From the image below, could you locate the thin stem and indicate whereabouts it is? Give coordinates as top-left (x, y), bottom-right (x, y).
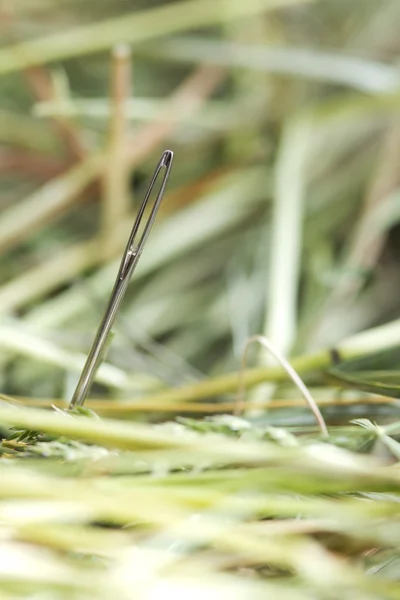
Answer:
top-left (13, 393), bottom-right (395, 416)
top-left (102, 44), bottom-right (132, 257)
top-left (236, 335), bottom-right (328, 437)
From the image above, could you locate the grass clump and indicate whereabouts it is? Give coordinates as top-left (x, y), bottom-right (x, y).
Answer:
top-left (1, 405), bottom-right (400, 599)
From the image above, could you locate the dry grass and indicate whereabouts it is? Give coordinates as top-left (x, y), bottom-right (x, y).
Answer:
top-left (1, 1), bottom-right (400, 598)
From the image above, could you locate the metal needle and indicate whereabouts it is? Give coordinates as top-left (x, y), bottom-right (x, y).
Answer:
top-left (69, 149), bottom-right (174, 409)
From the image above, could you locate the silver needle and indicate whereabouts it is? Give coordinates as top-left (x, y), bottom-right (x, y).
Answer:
top-left (69, 149), bottom-right (174, 409)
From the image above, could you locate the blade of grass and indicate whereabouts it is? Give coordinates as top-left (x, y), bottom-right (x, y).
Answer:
top-left (12, 392), bottom-right (397, 417)
top-left (141, 35), bottom-right (400, 93)
top-left (0, 0), bottom-right (317, 75)
top-left (34, 97), bottom-right (240, 131)
top-left (249, 116), bottom-right (310, 409)
top-left (236, 335), bottom-right (328, 437)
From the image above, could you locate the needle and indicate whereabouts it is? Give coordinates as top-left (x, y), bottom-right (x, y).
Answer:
top-left (69, 149), bottom-right (174, 409)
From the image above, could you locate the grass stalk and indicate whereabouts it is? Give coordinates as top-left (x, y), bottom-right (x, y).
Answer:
top-left (236, 335), bottom-right (328, 436)
top-left (11, 392), bottom-right (397, 416)
top-left (101, 45), bottom-right (132, 258)
top-left (0, 0), bottom-right (315, 75)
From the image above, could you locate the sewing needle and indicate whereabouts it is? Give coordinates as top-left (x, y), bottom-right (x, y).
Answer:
top-left (69, 149), bottom-right (173, 409)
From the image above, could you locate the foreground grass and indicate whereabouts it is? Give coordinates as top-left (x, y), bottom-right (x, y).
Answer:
top-left (0, 404), bottom-right (400, 599)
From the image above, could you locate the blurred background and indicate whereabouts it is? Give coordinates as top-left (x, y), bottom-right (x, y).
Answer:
top-left (1, 0), bottom-right (400, 405)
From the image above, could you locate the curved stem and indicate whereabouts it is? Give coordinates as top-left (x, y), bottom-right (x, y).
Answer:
top-left (236, 335), bottom-right (328, 438)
